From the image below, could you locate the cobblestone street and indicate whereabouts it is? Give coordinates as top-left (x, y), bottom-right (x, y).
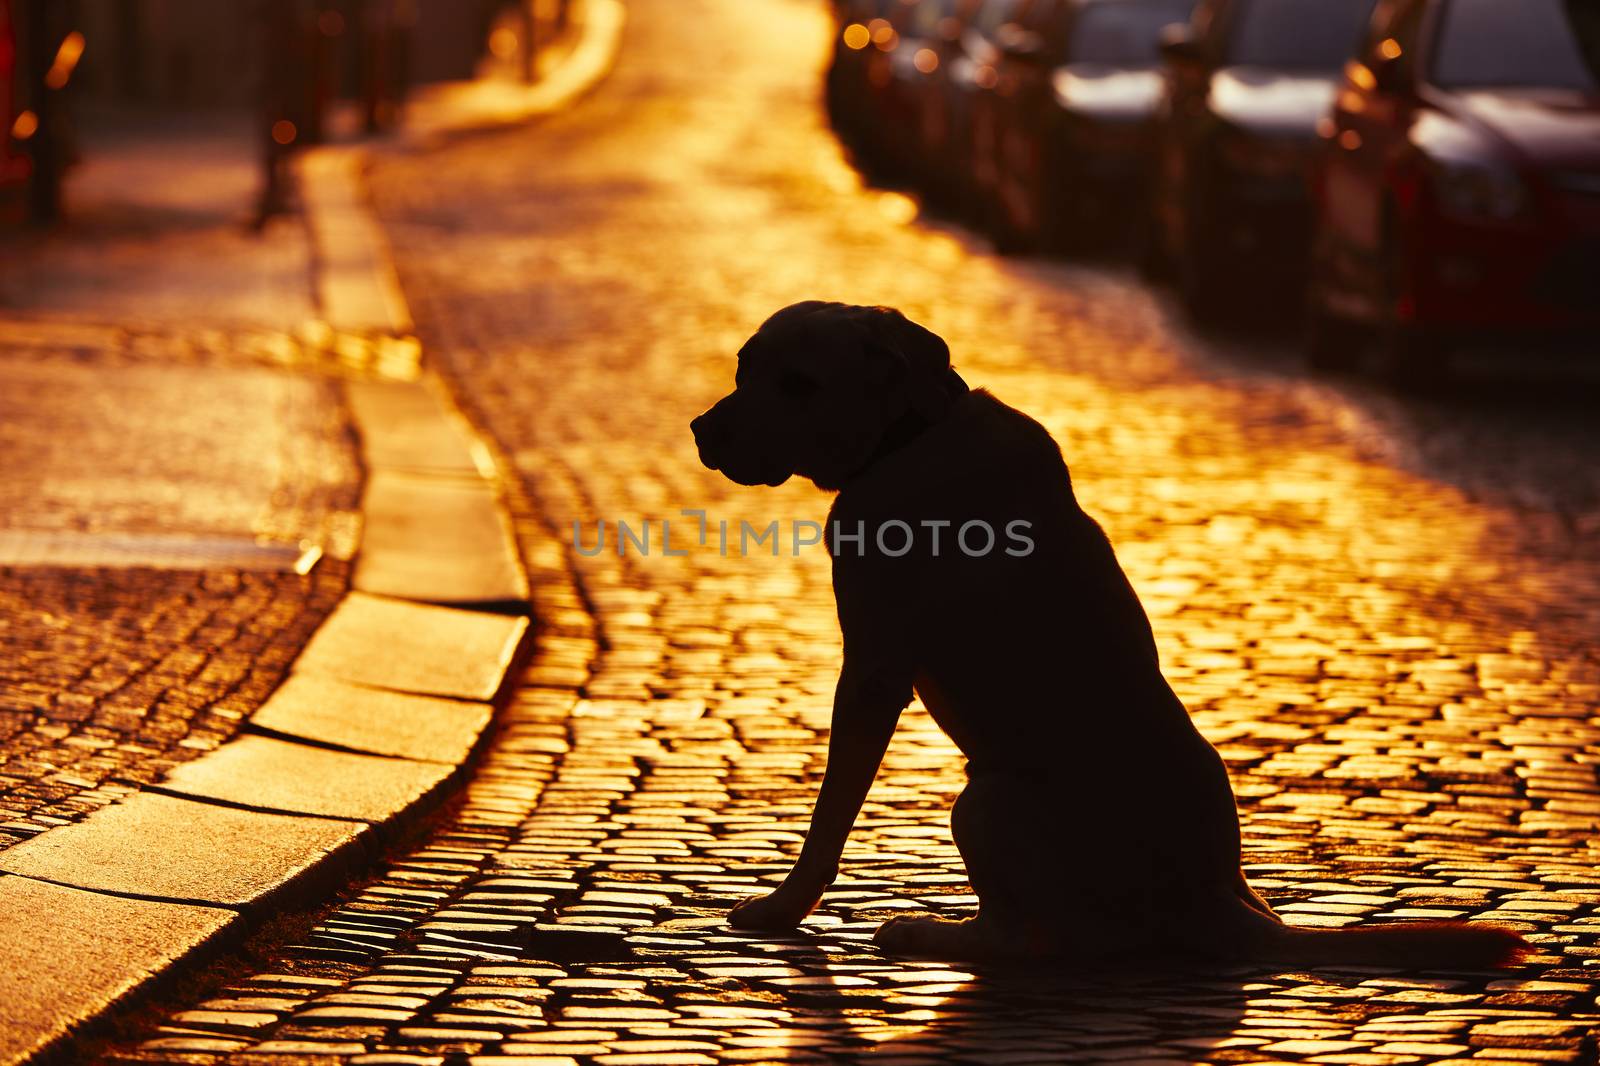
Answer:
top-left (108, 0), bottom-right (1600, 1062)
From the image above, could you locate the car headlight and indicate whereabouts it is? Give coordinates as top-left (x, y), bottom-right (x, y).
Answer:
top-left (1430, 159), bottom-right (1530, 222)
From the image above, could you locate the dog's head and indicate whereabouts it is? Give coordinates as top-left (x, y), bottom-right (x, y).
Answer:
top-left (691, 302), bottom-right (963, 490)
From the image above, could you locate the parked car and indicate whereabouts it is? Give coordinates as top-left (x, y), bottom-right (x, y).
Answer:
top-left (982, 0), bottom-right (1195, 250)
top-left (1151, 0), bottom-right (1378, 320)
top-left (900, 0), bottom-right (988, 202)
top-left (952, 0), bottom-right (1028, 215)
top-left (863, 0), bottom-right (961, 179)
top-left (1308, 0), bottom-right (1600, 380)
top-left (827, 0), bottom-right (900, 143)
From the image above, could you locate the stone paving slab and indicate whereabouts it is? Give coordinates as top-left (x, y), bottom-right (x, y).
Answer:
top-left (0, 530), bottom-right (315, 572)
top-left (249, 673), bottom-right (493, 764)
top-left (354, 469), bottom-right (528, 607)
top-left (344, 378), bottom-right (486, 477)
top-left (0, 792), bottom-right (367, 910)
top-left (292, 591), bottom-right (529, 702)
top-left (158, 734), bottom-right (458, 823)
top-left (0, 355), bottom-right (359, 548)
top-left (0, 875), bottom-right (238, 1065)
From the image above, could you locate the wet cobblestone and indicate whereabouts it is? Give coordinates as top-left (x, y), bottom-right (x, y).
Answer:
top-left (111, 0), bottom-right (1599, 1060)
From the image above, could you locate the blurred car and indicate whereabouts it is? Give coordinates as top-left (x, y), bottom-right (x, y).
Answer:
top-left (982, 0), bottom-right (1195, 251)
top-left (827, 0), bottom-right (900, 143)
top-left (864, 0), bottom-right (961, 179)
top-left (953, 0), bottom-right (1028, 214)
top-left (900, 0), bottom-right (988, 201)
top-left (1308, 0), bottom-right (1600, 379)
top-left (1151, 0), bottom-right (1378, 320)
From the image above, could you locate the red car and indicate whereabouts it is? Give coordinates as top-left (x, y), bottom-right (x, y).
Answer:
top-left (1308, 0), bottom-right (1600, 380)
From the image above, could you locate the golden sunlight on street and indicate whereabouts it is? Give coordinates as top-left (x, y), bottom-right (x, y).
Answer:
top-left (3, 0), bottom-right (1595, 1061)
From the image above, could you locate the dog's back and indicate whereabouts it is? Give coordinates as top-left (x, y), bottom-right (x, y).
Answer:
top-left (830, 389), bottom-right (1208, 767)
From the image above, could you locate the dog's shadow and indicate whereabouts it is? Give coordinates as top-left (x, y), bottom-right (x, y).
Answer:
top-left (699, 916), bottom-right (1507, 1061)
top-left (833, 961), bottom-right (1262, 1062)
top-left (706, 927), bottom-right (1292, 1062)
top-left (748, 941), bottom-right (1414, 1056)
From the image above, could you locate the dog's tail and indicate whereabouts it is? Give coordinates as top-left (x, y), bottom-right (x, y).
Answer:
top-left (1213, 893), bottom-right (1528, 969)
top-left (1259, 918), bottom-right (1528, 969)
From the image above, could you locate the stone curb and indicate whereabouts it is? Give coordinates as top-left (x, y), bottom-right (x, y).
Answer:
top-left (298, 150), bottom-right (416, 338)
top-left (0, 3), bottom-right (628, 1055)
top-left (395, 0), bottom-right (628, 151)
top-left (294, 0), bottom-right (626, 343)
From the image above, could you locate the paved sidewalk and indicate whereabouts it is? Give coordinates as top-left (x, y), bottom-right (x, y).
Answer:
top-left (0, 104), bottom-right (312, 331)
top-left (106, 0), bottom-right (1599, 1062)
top-left (0, 12), bottom-right (616, 1060)
top-left (0, 106), bottom-right (362, 850)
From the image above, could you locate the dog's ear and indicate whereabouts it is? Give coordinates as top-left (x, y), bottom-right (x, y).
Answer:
top-left (849, 306), bottom-right (962, 421)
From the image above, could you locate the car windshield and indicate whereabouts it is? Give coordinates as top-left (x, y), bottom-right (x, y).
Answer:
top-left (1431, 0), bottom-right (1600, 91)
top-left (1070, 0), bottom-right (1195, 66)
top-left (1225, 0), bottom-right (1377, 71)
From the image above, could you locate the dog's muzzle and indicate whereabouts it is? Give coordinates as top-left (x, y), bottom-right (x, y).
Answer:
top-left (691, 404), bottom-right (790, 487)
top-left (690, 409), bottom-right (728, 467)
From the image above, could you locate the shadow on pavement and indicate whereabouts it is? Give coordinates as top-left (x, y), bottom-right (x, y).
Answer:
top-left (821, 961), bottom-right (1262, 1062)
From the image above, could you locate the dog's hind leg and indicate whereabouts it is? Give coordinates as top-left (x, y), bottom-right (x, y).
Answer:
top-left (873, 911), bottom-right (1039, 960)
top-left (1235, 868), bottom-right (1278, 918)
top-left (874, 772), bottom-right (1125, 961)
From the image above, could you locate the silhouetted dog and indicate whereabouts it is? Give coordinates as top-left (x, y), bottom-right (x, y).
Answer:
top-left (692, 301), bottom-right (1525, 967)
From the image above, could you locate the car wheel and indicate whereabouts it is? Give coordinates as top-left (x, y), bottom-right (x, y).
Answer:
top-left (1379, 324), bottom-right (1452, 392)
top-left (1136, 217), bottom-right (1173, 279)
top-left (1305, 308), bottom-right (1364, 372)
top-left (989, 206), bottom-right (1034, 254)
top-left (1035, 157), bottom-right (1074, 255)
top-left (990, 134), bottom-right (1042, 254)
top-left (1312, 313), bottom-right (1363, 371)
top-left (1376, 205), bottom-right (1451, 390)
top-left (1180, 242), bottom-right (1230, 326)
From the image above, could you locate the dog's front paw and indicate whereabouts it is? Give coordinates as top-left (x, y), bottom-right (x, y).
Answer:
top-left (728, 885), bottom-right (820, 931)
